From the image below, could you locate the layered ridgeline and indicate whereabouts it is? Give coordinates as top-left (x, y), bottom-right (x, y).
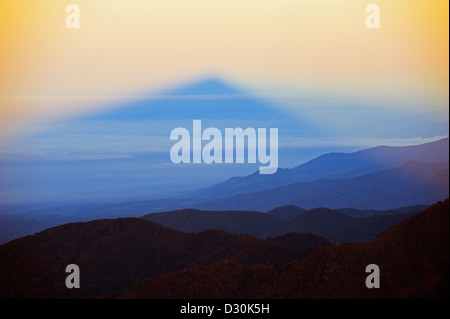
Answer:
top-left (195, 160), bottom-right (449, 211)
top-left (191, 137), bottom-right (449, 210)
top-left (120, 199), bottom-right (450, 299)
top-left (1, 138), bottom-right (448, 245)
top-left (142, 205), bottom-right (424, 243)
top-left (193, 137), bottom-right (449, 200)
top-left (0, 203), bottom-right (424, 246)
top-left (0, 200), bottom-right (447, 298)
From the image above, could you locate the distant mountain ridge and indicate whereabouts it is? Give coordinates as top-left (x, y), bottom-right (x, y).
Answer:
top-left (293, 137), bottom-right (449, 176)
top-left (195, 160), bottom-right (449, 211)
top-left (194, 138), bottom-right (449, 201)
top-left (1, 138), bottom-right (447, 244)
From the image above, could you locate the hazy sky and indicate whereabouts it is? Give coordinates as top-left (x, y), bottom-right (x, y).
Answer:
top-left (1, 0), bottom-right (448, 137)
top-left (0, 0), bottom-right (448, 204)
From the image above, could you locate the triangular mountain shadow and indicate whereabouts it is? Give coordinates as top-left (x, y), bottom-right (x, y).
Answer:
top-left (160, 77), bottom-right (244, 96)
top-left (82, 77), bottom-right (324, 135)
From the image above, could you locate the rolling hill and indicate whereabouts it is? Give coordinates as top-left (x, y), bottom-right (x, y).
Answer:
top-left (142, 205), bottom-right (421, 243)
top-left (266, 205), bottom-right (307, 221)
top-left (117, 199), bottom-right (449, 299)
top-left (0, 218), bottom-right (329, 298)
top-left (141, 209), bottom-right (285, 238)
top-left (1, 199), bottom-right (446, 298)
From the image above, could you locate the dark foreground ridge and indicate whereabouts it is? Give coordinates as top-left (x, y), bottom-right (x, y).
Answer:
top-left (121, 199), bottom-right (449, 298)
top-left (0, 199), bottom-right (447, 298)
top-left (0, 217), bottom-right (328, 298)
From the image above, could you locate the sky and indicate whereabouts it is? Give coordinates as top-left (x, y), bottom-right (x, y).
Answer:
top-left (0, 0), bottom-right (448, 204)
top-left (1, 0), bottom-right (448, 135)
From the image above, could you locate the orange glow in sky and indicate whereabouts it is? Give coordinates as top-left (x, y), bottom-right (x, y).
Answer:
top-left (1, 0), bottom-right (448, 136)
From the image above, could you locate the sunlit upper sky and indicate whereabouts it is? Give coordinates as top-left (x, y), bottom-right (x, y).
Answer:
top-left (0, 0), bottom-right (448, 136)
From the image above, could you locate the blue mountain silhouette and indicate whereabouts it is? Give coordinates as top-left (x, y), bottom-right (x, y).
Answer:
top-left (194, 137), bottom-right (449, 200)
top-left (195, 160), bottom-right (449, 211)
